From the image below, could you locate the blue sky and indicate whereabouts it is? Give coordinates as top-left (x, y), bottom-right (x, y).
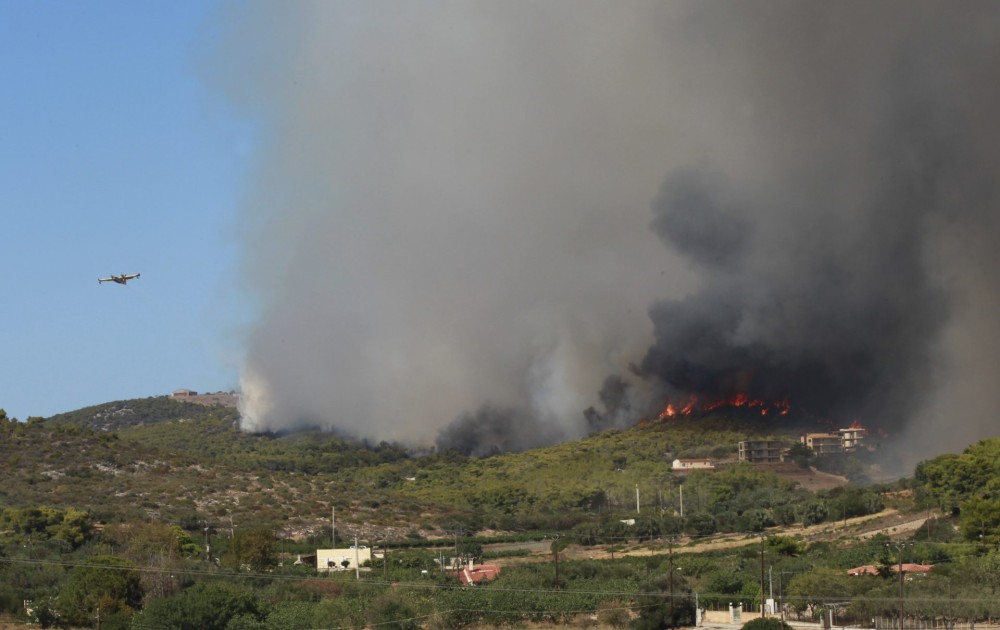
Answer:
top-left (1, 1), bottom-right (248, 419)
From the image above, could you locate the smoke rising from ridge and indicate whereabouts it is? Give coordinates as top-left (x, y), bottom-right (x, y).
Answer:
top-left (210, 2), bottom-right (1000, 462)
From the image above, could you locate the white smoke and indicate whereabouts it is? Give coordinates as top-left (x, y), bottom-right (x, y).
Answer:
top-left (209, 2), bottom-right (695, 443)
top-left (208, 1), bottom-right (1000, 463)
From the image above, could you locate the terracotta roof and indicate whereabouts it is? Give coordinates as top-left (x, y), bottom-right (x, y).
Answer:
top-left (454, 563), bottom-right (501, 585)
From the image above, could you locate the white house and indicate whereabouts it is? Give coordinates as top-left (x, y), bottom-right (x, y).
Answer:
top-left (671, 458), bottom-right (715, 473)
top-left (316, 547), bottom-right (371, 572)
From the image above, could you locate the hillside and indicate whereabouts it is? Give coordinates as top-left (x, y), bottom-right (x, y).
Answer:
top-left (6, 400), bottom-right (997, 629)
top-left (46, 395), bottom-right (233, 432)
top-left (0, 398), bottom-right (878, 543)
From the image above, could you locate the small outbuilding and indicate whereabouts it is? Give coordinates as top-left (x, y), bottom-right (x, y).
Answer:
top-left (316, 547), bottom-right (371, 572)
top-left (671, 458), bottom-right (715, 473)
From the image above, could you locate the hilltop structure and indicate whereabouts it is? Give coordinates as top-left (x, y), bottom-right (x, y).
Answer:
top-left (171, 389), bottom-right (239, 408)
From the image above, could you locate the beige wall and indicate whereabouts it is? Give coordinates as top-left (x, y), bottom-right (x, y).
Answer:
top-left (316, 547), bottom-right (371, 571)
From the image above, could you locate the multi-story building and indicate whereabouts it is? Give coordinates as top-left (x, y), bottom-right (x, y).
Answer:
top-left (802, 433), bottom-right (844, 455)
top-left (803, 422), bottom-right (868, 454)
top-left (738, 440), bottom-right (784, 463)
top-left (839, 421), bottom-right (867, 452)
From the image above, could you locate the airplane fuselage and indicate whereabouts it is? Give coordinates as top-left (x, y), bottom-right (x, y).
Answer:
top-left (98, 273), bottom-right (140, 285)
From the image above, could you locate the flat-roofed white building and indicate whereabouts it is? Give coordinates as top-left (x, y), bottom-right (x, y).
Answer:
top-left (316, 547), bottom-right (371, 572)
top-left (671, 458), bottom-right (715, 473)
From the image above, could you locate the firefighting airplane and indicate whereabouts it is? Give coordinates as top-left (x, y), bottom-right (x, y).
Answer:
top-left (98, 273), bottom-right (140, 285)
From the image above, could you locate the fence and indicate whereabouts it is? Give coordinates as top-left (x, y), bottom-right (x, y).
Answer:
top-left (700, 606), bottom-right (1000, 630)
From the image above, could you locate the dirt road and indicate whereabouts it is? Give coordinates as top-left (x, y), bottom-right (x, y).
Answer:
top-left (492, 508), bottom-right (935, 565)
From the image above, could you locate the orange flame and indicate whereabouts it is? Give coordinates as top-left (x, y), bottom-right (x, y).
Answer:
top-left (656, 393), bottom-right (792, 420)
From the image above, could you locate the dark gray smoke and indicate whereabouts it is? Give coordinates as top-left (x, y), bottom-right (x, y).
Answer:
top-left (436, 405), bottom-right (565, 458)
top-left (583, 375), bottom-right (635, 433)
top-left (641, 157), bottom-right (952, 427)
top-left (208, 2), bottom-right (1000, 462)
top-left (634, 3), bottom-right (1000, 454)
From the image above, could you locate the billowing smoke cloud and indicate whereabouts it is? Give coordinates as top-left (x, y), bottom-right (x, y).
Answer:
top-left (436, 404), bottom-right (564, 458)
top-left (210, 2), bottom-right (688, 447)
top-left (209, 2), bottom-right (1000, 462)
top-left (631, 3), bottom-right (1000, 466)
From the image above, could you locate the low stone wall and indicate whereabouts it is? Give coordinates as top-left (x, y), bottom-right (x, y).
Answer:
top-left (702, 608), bottom-right (770, 626)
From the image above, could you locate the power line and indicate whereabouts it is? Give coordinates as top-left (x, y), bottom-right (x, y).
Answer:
top-left (5, 555), bottom-right (1000, 606)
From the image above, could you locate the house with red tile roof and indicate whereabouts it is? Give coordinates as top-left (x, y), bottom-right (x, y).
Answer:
top-left (452, 562), bottom-right (501, 586)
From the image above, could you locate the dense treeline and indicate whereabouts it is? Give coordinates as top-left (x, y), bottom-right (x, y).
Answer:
top-left (915, 438), bottom-right (1000, 543)
top-left (6, 511), bottom-right (1000, 629)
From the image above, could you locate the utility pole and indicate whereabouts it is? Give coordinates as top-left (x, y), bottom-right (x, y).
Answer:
top-left (668, 536), bottom-right (675, 629)
top-left (769, 565), bottom-right (773, 602)
top-left (886, 541), bottom-right (913, 630)
top-left (203, 523), bottom-right (211, 562)
top-left (778, 571), bottom-right (784, 621)
top-left (332, 507), bottom-right (336, 547)
top-left (778, 571), bottom-right (795, 622)
top-left (354, 535), bottom-right (360, 580)
top-left (679, 485), bottom-right (684, 517)
top-left (552, 535), bottom-right (561, 588)
top-left (759, 537), bottom-right (766, 617)
top-left (636, 484), bottom-right (641, 514)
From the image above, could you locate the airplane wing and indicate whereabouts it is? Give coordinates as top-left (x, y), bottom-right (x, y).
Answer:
top-left (98, 273), bottom-right (139, 284)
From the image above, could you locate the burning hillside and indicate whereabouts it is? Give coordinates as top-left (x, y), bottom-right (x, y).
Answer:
top-left (657, 394), bottom-right (790, 421)
top-left (218, 2), bottom-right (1000, 464)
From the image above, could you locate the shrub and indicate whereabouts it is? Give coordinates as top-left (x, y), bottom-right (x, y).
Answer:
top-left (742, 618), bottom-right (794, 630)
top-left (596, 599), bottom-right (632, 628)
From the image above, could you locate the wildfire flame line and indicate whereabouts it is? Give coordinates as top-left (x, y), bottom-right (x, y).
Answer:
top-left (656, 393), bottom-right (790, 421)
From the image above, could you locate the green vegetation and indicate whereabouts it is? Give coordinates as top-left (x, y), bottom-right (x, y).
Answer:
top-left (915, 438), bottom-right (1000, 543)
top-left (0, 400), bottom-right (869, 539)
top-left (46, 396), bottom-right (227, 432)
top-left (742, 619), bottom-right (794, 630)
top-left (0, 400), bottom-right (998, 627)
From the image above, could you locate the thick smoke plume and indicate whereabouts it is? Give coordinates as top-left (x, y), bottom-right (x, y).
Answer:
top-left (631, 3), bottom-right (1000, 465)
top-left (436, 405), bottom-right (564, 458)
top-left (210, 2), bottom-right (1000, 463)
